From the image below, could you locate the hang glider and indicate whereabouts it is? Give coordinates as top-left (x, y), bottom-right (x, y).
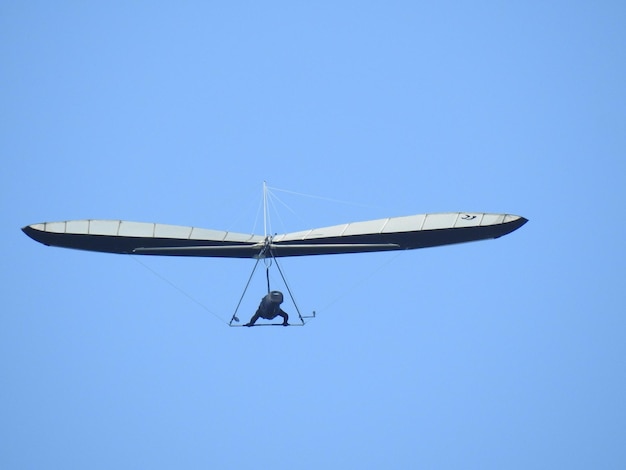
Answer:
top-left (22, 212), bottom-right (527, 259)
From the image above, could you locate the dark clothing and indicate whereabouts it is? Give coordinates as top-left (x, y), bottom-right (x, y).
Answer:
top-left (246, 292), bottom-right (289, 326)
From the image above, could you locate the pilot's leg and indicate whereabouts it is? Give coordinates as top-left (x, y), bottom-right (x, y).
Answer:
top-left (277, 309), bottom-right (289, 326)
top-left (245, 310), bottom-right (262, 327)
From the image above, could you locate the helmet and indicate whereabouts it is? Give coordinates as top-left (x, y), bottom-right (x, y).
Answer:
top-left (269, 290), bottom-right (284, 304)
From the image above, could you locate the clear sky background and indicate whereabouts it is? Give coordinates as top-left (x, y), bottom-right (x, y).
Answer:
top-left (2, 2), bottom-right (625, 469)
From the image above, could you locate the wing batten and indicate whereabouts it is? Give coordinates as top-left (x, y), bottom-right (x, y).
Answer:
top-left (22, 212), bottom-right (527, 258)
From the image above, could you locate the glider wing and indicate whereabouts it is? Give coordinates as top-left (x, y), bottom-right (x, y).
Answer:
top-left (21, 220), bottom-right (265, 258)
top-left (22, 212), bottom-right (527, 258)
top-left (268, 212), bottom-right (527, 256)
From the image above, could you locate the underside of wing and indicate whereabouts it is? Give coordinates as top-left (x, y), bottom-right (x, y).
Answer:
top-left (21, 220), bottom-right (265, 258)
top-left (22, 212), bottom-right (527, 258)
top-left (268, 212), bottom-right (528, 257)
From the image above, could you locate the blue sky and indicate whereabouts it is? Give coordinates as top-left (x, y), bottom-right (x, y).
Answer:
top-left (2, 1), bottom-right (625, 468)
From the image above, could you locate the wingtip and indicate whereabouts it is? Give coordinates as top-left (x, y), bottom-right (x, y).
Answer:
top-left (22, 224), bottom-right (48, 245)
top-left (491, 214), bottom-right (527, 239)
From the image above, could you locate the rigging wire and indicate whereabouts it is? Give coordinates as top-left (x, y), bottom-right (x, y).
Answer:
top-left (129, 255), bottom-right (229, 325)
top-left (128, 182), bottom-right (399, 327)
top-left (265, 190), bottom-right (290, 235)
top-left (251, 192), bottom-right (264, 237)
top-left (262, 182), bottom-right (403, 318)
top-left (266, 184), bottom-right (381, 209)
top-left (270, 254), bottom-right (307, 324)
top-left (230, 257), bottom-right (263, 325)
top-left (263, 181), bottom-right (269, 237)
top-left (263, 184), bottom-right (382, 237)
top-left (266, 187), bottom-right (300, 221)
top-left (316, 250), bottom-right (406, 314)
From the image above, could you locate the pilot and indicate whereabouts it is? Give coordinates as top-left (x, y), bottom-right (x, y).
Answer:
top-left (245, 290), bottom-right (289, 326)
